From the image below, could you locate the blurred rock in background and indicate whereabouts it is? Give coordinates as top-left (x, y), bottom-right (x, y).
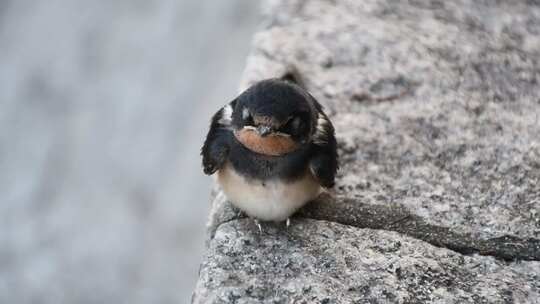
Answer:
top-left (0, 1), bottom-right (259, 303)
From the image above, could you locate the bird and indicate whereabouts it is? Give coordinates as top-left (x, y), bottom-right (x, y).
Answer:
top-left (201, 78), bottom-right (338, 231)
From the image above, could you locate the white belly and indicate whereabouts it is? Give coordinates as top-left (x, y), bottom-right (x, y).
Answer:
top-left (217, 164), bottom-right (321, 221)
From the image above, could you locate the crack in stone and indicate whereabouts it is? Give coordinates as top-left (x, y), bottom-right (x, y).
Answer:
top-left (298, 194), bottom-right (540, 261)
top-left (209, 193), bottom-right (540, 261)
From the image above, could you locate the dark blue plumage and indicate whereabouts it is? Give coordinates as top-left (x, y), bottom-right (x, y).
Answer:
top-left (201, 78), bottom-right (338, 222)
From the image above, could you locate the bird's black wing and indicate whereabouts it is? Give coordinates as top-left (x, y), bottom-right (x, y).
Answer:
top-left (309, 99), bottom-right (338, 188)
top-left (201, 100), bottom-right (236, 175)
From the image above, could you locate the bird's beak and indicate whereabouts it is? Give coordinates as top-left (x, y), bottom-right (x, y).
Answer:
top-left (256, 125), bottom-right (272, 137)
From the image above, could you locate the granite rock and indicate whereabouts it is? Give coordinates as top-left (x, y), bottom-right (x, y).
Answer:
top-left (194, 219), bottom-right (539, 304)
top-left (194, 0), bottom-right (540, 302)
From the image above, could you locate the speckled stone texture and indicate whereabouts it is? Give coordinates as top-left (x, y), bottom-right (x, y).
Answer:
top-left (195, 220), bottom-right (539, 303)
top-left (193, 0), bottom-right (540, 302)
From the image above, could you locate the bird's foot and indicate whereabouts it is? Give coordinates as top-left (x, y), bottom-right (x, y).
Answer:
top-left (236, 209), bottom-right (245, 219)
top-left (285, 218), bottom-right (291, 229)
top-left (253, 218), bottom-right (263, 234)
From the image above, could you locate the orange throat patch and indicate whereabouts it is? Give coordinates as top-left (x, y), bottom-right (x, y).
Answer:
top-left (234, 129), bottom-right (299, 156)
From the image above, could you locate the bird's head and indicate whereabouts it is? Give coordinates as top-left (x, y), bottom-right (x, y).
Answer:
top-left (231, 79), bottom-right (316, 156)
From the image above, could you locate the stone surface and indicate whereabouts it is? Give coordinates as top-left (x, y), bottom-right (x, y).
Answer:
top-left (208, 193), bottom-right (540, 261)
top-left (241, 0), bottom-right (540, 240)
top-left (194, 0), bottom-right (540, 303)
top-left (194, 219), bottom-right (540, 304)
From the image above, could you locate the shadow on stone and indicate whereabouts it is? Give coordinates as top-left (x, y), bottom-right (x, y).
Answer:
top-left (208, 193), bottom-right (540, 261)
top-left (298, 194), bottom-right (540, 261)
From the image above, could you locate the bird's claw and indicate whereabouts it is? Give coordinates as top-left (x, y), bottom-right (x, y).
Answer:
top-left (286, 218), bottom-right (291, 228)
top-left (253, 219), bottom-right (263, 234)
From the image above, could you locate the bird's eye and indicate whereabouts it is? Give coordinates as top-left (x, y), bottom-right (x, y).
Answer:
top-left (279, 117), bottom-right (301, 134)
top-left (242, 108), bottom-right (254, 126)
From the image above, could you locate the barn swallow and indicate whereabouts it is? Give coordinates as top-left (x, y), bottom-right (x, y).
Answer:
top-left (201, 78), bottom-right (338, 230)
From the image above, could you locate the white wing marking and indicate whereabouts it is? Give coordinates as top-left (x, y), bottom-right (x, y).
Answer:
top-left (217, 104), bottom-right (233, 125)
top-left (313, 112), bottom-right (329, 145)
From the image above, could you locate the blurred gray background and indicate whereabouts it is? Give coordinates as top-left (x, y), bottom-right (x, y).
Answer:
top-left (0, 1), bottom-right (260, 303)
